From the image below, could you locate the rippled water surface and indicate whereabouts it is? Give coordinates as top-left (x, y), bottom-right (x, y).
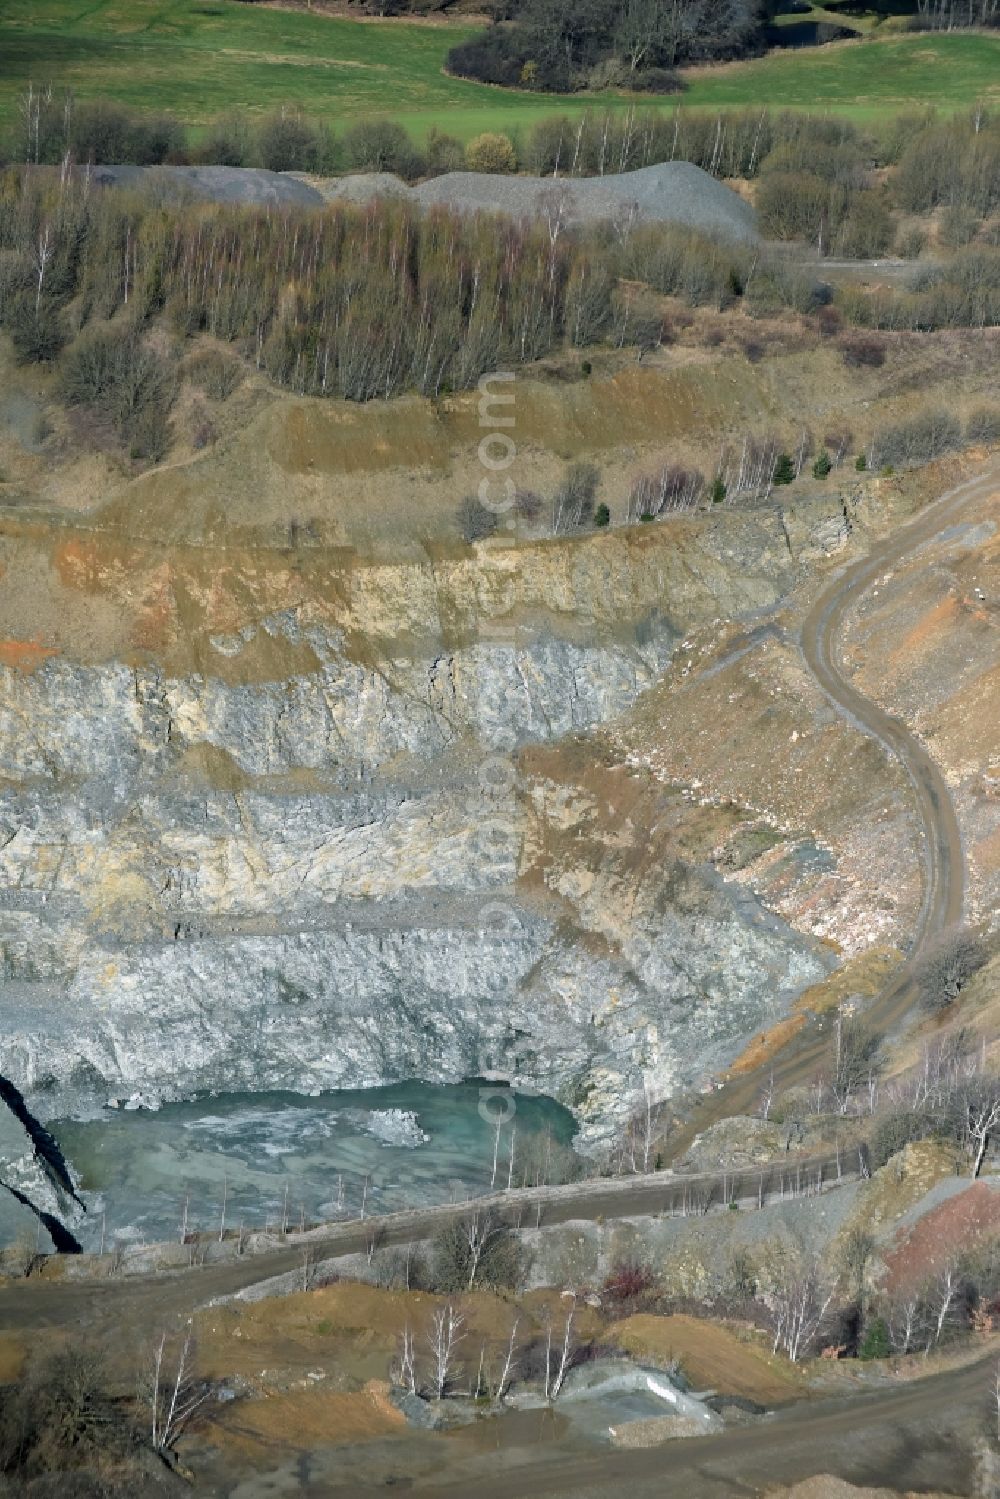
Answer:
top-left (51, 1080), bottom-right (576, 1251)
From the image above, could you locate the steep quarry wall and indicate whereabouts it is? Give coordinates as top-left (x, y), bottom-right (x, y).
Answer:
top-left (0, 490), bottom-right (862, 1209)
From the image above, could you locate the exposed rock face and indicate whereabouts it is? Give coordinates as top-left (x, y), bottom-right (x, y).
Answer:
top-left (0, 1076), bottom-right (84, 1249)
top-left (0, 492), bottom-right (859, 1237)
top-left (0, 622), bottom-right (826, 1139)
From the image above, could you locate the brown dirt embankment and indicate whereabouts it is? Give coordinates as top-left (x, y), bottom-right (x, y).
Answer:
top-left (608, 1312), bottom-right (804, 1405)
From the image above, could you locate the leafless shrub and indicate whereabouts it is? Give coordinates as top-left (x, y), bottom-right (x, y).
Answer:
top-left (724, 1246), bottom-right (759, 1306)
top-left (365, 1222), bottom-right (386, 1268)
top-left (300, 1243), bottom-right (318, 1291)
top-left (186, 1234), bottom-right (209, 1268)
top-left (868, 408), bottom-right (962, 471)
top-left (966, 407), bottom-right (1000, 445)
top-left (916, 929), bottom-right (990, 1015)
top-left (2, 1225), bottom-right (40, 1279)
top-left (823, 428), bottom-right (853, 465)
top-left (458, 493), bottom-right (499, 543)
top-left (832, 1018), bottom-right (885, 1115)
top-left (552, 461), bottom-right (600, 533)
top-left (602, 1258), bottom-right (659, 1307)
top-left (184, 347), bottom-right (242, 401)
top-left (0, 1342), bottom-right (135, 1477)
top-left (513, 488), bottom-right (543, 522)
top-left (433, 1207), bottom-right (521, 1292)
top-left (840, 333), bottom-right (886, 368)
top-left (815, 304), bottom-right (842, 338)
top-left (59, 321), bottom-right (176, 462)
top-left (626, 461), bottom-right (704, 522)
top-left (190, 398), bottom-right (216, 451)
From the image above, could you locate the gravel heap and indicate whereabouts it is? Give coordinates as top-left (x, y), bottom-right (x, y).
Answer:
top-left (411, 161), bottom-right (758, 243)
top-left (299, 170), bottom-right (412, 204)
top-left (90, 164), bottom-right (325, 206)
top-left (88, 160), bottom-right (757, 242)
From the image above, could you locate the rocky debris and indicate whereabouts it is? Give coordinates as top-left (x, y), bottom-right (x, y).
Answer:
top-left (555, 1357), bottom-right (723, 1443)
top-left (880, 1176), bottom-right (1000, 1295)
top-left (519, 1183), bottom-right (865, 1295)
top-left (676, 1115), bottom-right (843, 1172)
top-left (608, 1412), bottom-right (709, 1446)
top-left (388, 1389), bottom-right (450, 1429)
top-left (764, 1481), bottom-right (962, 1499)
top-left (89, 164), bottom-right (324, 207)
top-left (0, 1078), bottom-right (84, 1250)
top-left (355, 1108), bottom-right (429, 1147)
top-left (300, 170), bottom-right (411, 205)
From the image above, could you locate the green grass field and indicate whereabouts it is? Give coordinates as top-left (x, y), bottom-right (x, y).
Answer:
top-left (1, 0), bottom-right (997, 143)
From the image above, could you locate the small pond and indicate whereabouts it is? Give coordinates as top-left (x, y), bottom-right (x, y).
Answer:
top-left (50, 1079), bottom-right (577, 1252)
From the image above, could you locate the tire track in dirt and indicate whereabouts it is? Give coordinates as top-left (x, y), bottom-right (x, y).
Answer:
top-left (662, 459), bottom-right (998, 1154)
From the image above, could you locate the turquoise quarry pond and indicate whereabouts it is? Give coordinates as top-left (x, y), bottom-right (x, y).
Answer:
top-left (51, 1081), bottom-right (577, 1252)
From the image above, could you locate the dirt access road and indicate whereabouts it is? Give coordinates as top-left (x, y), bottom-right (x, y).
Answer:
top-left (660, 458), bottom-right (999, 1154)
top-left (346, 1347), bottom-right (994, 1498)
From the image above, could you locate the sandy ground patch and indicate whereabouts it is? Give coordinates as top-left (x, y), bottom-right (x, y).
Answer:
top-left (765, 1479), bottom-right (962, 1499)
top-left (606, 1312), bottom-right (804, 1406)
top-left (0, 1330), bottom-right (26, 1381)
top-left (203, 1379), bottom-right (405, 1459)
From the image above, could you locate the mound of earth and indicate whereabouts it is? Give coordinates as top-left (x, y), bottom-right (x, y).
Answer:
top-left (86, 160), bottom-right (757, 241)
top-left (608, 1312), bottom-right (801, 1406)
top-left (299, 170), bottom-right (412, 204)
top-left (766, 1481), bottom-right (961, 1499)
top-left (89, 164), bottom-right (325, 206)
top-left (881, 1178), bottom-right (1000, 1295)
top-left (411, 161), bottom-right (758, 242)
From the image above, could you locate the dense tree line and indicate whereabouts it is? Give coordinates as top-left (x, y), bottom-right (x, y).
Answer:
top-left (909, 0), bottom-right (1000, 26)
top-left (9, 92), bottom-right (999, 261)
top-left (841, 246), bottom-right (1000, 330)
top-left (0, 161), bottom-right (996, 464)
top-left (0, 166), bottom-right (784, 418)
top-left (446, 0), bottom-right (775, 92)
top-left (239, 0), bottom-right (1000, 25)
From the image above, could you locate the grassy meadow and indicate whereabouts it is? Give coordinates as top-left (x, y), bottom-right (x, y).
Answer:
top-left (0, 0), bottom-right (997, 144)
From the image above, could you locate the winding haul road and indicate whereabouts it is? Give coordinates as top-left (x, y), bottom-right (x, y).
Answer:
top-left (664, 461), bottom-right (999, 1145)
top-left (803, 470), bottom-right (974, 961)
top-left (366, 1347), bottom-right (992, 1498)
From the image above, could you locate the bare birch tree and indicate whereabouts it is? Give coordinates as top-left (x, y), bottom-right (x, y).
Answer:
top-left (392, 1323), bottom-right (417, 1395)
top-left (888, 1293), bottom-right (922, 1355)
top-left (925, 1263), bottom-right (961, 1353)
top-left (964, 1078), bottom-right (1000, 1178)
top-left (427, 1303), bottom-right (465, 1400)
top-left (769, 1250), bottom-right (835, 1362)
top-left (146, 1323), bottom-right (208, 1456)
top-left (497, 1315), bottom-right (520, 1403)
top-left (547, 1299), bottom-right (578, 1400)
